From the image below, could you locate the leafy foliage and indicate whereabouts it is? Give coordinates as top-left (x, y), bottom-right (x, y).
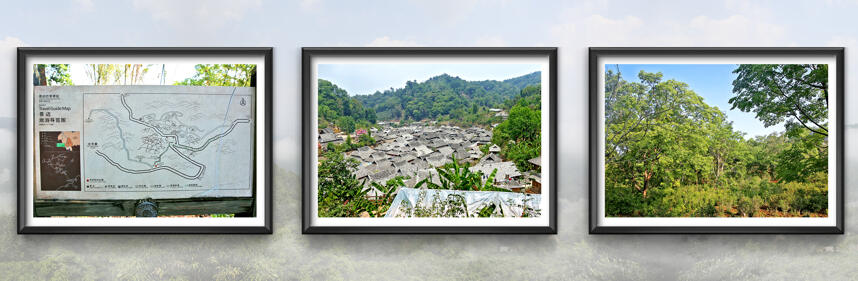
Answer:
top-left (317, 151), bottom-right (404, 217)
top-left (175, 64), bottom-right (256, 87)
top-left (415, 154), bottom-right (509, 192)
top-left (730, 64), bottom-right (829, 136)
top-left (492, 84), bottom-right (542, 171)
top-left (87, 64), bottom-right (152, 85)
top-left (605, 66), bottom-right (828, 217)
top-left (37, 64), bottom-right (74, 86)
top-left (354, 72), bottom-right (540, 125)
top-left (317, 152), bottom-right (372, 217)
top-left (318, 79), bottom-right (377, 133)
top-left (326, 132), bottom-right (376, 153)
top-left (369, 177), bottom-right (406, 216)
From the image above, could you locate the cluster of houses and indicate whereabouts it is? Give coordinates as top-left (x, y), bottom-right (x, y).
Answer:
top-left (318, 122), bottom-right (540, 199)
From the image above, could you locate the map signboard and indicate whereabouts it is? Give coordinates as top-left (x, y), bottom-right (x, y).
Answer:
top-left (34, 85), bottom-right (255, 200)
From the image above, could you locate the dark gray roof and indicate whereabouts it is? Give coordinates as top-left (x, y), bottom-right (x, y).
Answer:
top-left (470, 161), bottom-right (521, 181)
top-left (437, 146), bottom-right (454, 159)
top-left (319, 133), bottom-right (340, 143)
top-left (480, 153), bottom-right (502, 163)
top-left (369, 169), bottom-right (395, 183)
top-left (528, 156), bottom-right (541, 167)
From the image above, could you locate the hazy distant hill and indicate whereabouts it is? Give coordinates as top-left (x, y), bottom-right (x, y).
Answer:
top-left (501, 71), bottom-right (541, 90)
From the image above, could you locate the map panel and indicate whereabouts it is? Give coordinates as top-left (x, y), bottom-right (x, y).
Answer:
top-left (34, 86), bottom-right (255, 200)
top-left (38, 131), bottom-right (81, 191)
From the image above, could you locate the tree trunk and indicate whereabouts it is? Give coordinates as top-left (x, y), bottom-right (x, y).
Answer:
top-left (642, 170), bottom-right (652, 198)
top-left (37, 65), bottom-right (47, 86)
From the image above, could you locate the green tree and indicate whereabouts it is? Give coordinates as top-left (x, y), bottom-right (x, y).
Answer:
top-left (317, 79), bottom-right (376, 130)
top-left (492, 105), bottom-right (540, 144)
top-left (730, 64), bottom-right (828, 136)
top-left (337, 116), bottom-right (356, 134)
top-left (605, 70), bottom-right (730, 198)
top-left (85, 64), bottom-right (120, 85)
top-left (44, 64), bottom-right (73, 85)
top-left (354, 72), bottom-right (540, 125)
top-left (491, 85), bottom-right (543, 171)
top-left (369, 177), bottom-right (406, 216)
top-left (317, 152), bottom-right (371, 217)
top-left (176, 64), bottom-right (256, 86)
top-left (775, 129), bottom-right (827, 182)
top-left (83, 64), bottom-right (151, 85)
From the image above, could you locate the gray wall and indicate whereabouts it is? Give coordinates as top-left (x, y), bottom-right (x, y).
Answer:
top-left (1, 1), bottom-right (857, 280)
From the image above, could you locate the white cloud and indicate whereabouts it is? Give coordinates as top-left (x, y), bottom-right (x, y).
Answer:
top-left (408, 0), bottom-right (482, 26)
top-left (473, 36), bottom-right (506, 47)
top-left (0, 37), bottom-right (26, 118)
top-left (683, 15), bottom-right (785, 46)
top-left (300, 0), bottom-right (321, 10)
top-left (549, 15), bottom-right (644, 47)
top-left (74, 0), bottom-right (94, 11)
top-left (365, 36), bottom-right (423, 47)
top-left (549, 13), bottom-right (786, 47)
top-left (133, 0), bottom-right (262, 32)
top-left (827, 36), bottom-right (857, 47)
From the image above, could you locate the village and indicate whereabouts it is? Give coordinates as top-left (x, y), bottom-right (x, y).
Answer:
top-left (318, 121), bottom-right (542, 199)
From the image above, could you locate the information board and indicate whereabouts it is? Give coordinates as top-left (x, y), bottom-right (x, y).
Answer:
top-left (34, 85), bottom-right (255, 200)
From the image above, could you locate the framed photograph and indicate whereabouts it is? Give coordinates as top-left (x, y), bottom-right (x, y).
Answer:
top-left (18, 47), bottom-right (272, 234)
top-left (589, 47), bottom-right (843, 234)
top-left (303, 47), bottom-right (557, 234)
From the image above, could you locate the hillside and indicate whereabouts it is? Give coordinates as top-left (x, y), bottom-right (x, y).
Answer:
top-left (352, 71), bottom-right (541, 122)
top-left (502, 71), bottom-right (541, 89)
top-left (318, 79), bottom-right (376, 133)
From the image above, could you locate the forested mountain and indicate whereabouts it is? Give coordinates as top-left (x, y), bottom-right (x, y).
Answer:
top-left (352, 71), bottom-right (541, 122)
top-left (502, 71), bottom-right (541, 90)
top-left (318, 79), bottom-right (376, 133)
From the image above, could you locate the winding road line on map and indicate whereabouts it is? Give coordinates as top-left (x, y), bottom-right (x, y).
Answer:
top-left (95, 93), bottom-right (250, 180)
top-left (87, 109), bottom-right (150, 167)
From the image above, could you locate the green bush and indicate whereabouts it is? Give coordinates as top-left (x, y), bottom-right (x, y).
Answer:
top-left (606, 174), bottom-right (827, 218)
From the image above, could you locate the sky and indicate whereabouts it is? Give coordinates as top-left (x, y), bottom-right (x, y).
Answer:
top-left (1, 0), bottom-right (858, 173)
top-left (614, 64), bottom-right (787, 138)
top-left (318, 63), bottom-right (541, 96)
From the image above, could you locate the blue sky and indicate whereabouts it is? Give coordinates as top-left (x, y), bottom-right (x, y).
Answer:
top-left (318, 63), bottom-right (541, 96)
top-left (613, 64), bottom-right (786, 138)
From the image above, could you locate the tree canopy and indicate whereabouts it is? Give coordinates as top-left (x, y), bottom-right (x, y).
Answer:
top-left (354, 71), bottom-right (540, 124)
top-left (605, 66), bottom-right (828, 217)
top-left (318, 79), bottom-right (377, 133)
top-left (492, 84), bottom-right (542, 171)
top-left (175, 64), bottom-right (256, 87)
top-left (730, 64), bottom-right (828, 136)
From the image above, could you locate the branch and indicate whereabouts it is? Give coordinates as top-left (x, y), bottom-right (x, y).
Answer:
top-left (787, 110), bottom-right (828, 136)
top-left (770, 74), bottom-right (828, 135)
top-left (773, 68), bottom-right (829, 117)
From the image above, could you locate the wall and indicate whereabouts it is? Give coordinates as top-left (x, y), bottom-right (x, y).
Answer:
top-left (1, 1), bottom-right (857, 280)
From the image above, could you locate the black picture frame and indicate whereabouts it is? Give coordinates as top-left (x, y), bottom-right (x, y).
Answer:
top-left (302, 47), bottom-right (557, 234)
top-left (588, 47), bottom-right (844, 234)
top-left (17, 47), bottom-right (273, 234)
